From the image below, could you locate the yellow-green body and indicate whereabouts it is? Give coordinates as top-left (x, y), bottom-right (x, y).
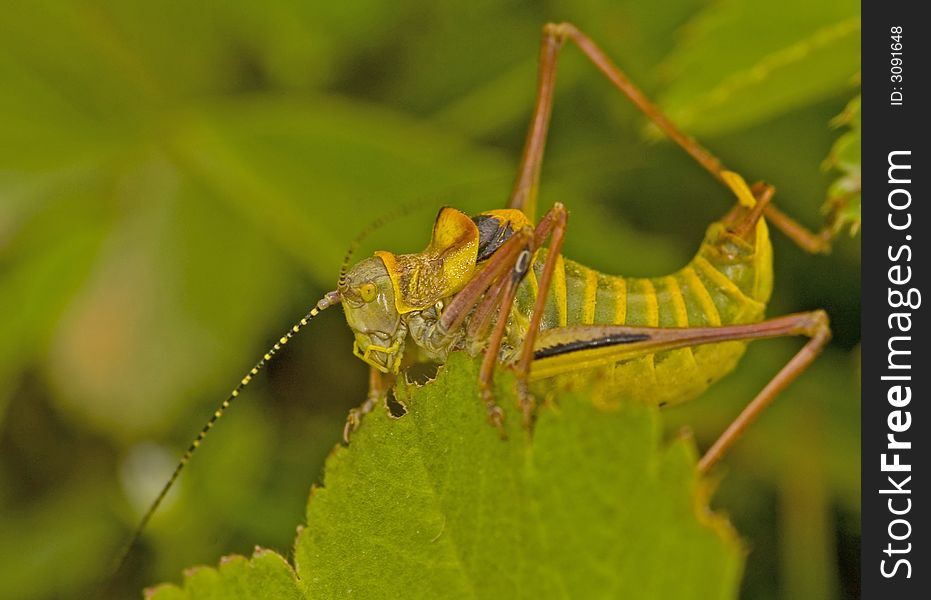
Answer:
top-left (510, 218), bottom-right (773, 406)
top-left (341, 172), bottom-right (774, 409)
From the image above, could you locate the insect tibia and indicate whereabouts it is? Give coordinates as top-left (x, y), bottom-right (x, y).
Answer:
top-left (796, 309), bottom-right (832, 339)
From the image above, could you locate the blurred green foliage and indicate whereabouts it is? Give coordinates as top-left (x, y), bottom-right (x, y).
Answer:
top-left (824, 94), bottom-right (862, 237)
top-left (0, 1), bottom-right (859, 599)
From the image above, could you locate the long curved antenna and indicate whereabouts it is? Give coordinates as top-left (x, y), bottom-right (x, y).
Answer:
top-left (338, 198), bottom-right (441, 289)
top-left (109, 291), bottom-right (341, 581)
top-left (335, 144), bottom-right (659, 289)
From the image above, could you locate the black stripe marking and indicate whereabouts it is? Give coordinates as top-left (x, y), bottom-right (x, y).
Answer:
top-left (533, 333), bottom-right (651, 360)
top-left (473, 214), bottom-right (515, 262)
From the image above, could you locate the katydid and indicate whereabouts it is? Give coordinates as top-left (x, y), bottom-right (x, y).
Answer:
top-left (115, 22), bottom-right (838, 579)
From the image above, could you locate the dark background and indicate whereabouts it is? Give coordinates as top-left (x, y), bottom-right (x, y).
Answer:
top-left (861, 1), bottom-right (925, 598)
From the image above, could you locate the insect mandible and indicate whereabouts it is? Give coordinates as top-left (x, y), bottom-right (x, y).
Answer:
top-left (119, 21), bottom-right (836, 571)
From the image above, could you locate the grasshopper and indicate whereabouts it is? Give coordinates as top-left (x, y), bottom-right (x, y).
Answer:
top-left (119, 22), bottom-right (836, 573)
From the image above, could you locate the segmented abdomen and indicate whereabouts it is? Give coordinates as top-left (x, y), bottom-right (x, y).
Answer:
top-left (511, 219), bottom-right (773, 405)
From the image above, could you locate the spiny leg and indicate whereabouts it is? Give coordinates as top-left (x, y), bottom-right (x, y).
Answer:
top-left (508, 25), bottom-right (564, 221)
top-left (761, 202), bottom-right (836, 254)
top-left (438, 229), bottom-right (533, 336)
top-left (477, 246), bottom-right (533, 435)
top-left (729, 177), bottom-right (835, 253)
top-left (724, 178), bottom-right (838, 256)
top-left (343, 367), bottom-right (394, 443)
top-left (729, 183), bottom-right (776, 237)
top-left (528, 310), bottom-right (831, 473)
top-left (466, 274), bottom-right (510, 346)
top-left (428, 228), bottom-right (534, 434)
top-left (513, 203), bottom-right (569, 426)
top-left (508, 22), bottom-right (840, 252)
top-left (697, 312), bottom-right (831, 473)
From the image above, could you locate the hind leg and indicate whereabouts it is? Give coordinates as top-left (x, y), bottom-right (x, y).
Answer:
top-left (527, 311), bottom-right (832, 472)
top-left (343, 367), bottom-right (394, 443)
top-left (509, 22), bottom-right (841, 252)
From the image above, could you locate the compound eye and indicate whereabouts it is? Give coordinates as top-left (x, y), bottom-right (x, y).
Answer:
top-left (359, 282), bottom-right (377, 303)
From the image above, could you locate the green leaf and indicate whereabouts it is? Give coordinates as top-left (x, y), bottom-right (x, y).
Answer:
top-left (144, 549), bottom-right (302, 600)
top-left (657, 0), bottom-right (860, 135)
top-left (150, 353), bottom-right (744, 599)
top-left (823, 94), bottom-right (861, 236)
